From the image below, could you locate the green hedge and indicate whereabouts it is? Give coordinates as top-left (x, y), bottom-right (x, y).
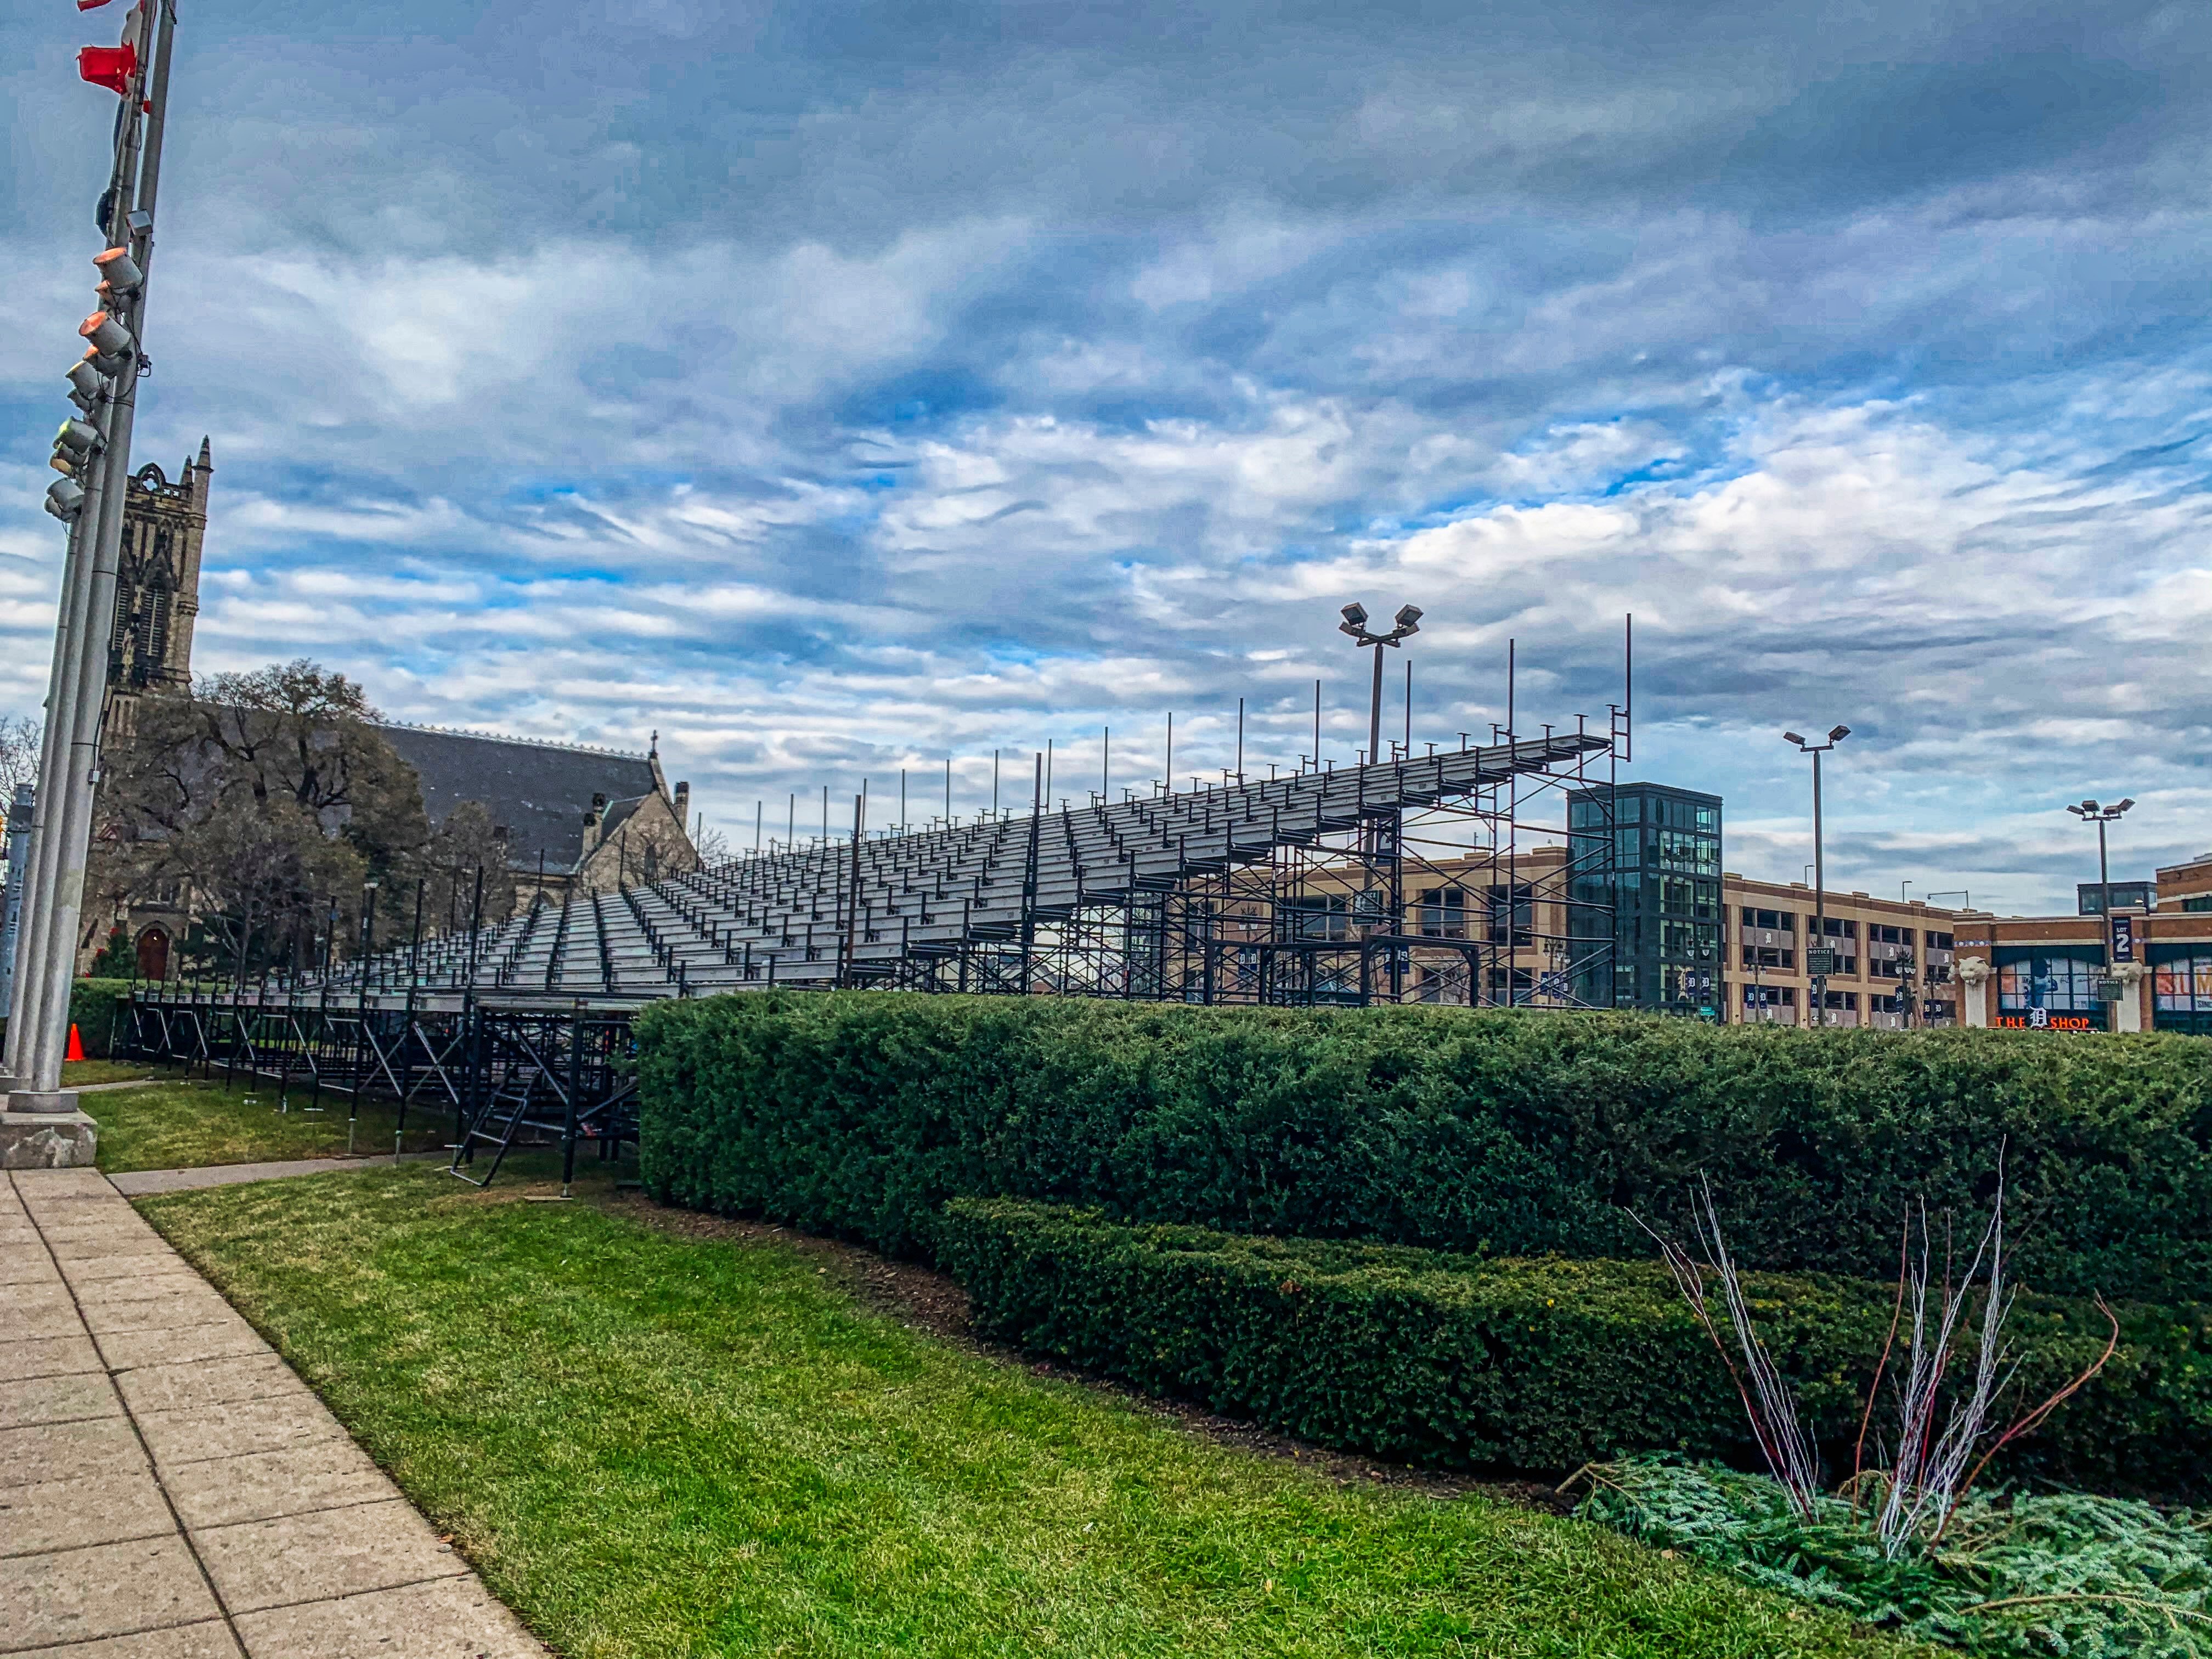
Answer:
top-left (68, 978), bottom-right (131, 1059)
top-left (0, 978), bottom-right (133, 1062)
top-left (939, 1198), bottom-right (2212, 1496)
top-left (635, 994), bottom-right (2212, 1301)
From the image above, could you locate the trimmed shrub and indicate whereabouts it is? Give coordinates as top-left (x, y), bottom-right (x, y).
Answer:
top-left (938, 1198), bottom-right (2212, 1496)
top-left (0, 978), bottom-right (133, 1061)
top-left (635, 993), bottom-right (2212, 1301)
top-left (69, 978), bottom-right (132, 1059)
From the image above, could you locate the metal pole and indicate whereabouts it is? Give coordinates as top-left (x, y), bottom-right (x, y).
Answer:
top-left (1368, 646), bottom-right (1383, 764)
top-left (2098, 815), bottom-right (2113, 1032)
top-left (13, 4), bottom-right (177, 1105)
top-left (1234, 702), bottom-right (1243, 783)
top-left (1812, 747), bottom-right (1825, 1027)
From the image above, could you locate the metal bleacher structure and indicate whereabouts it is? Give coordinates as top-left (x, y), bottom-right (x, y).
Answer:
top-left (122, 712), bottom-right (1629, 1189)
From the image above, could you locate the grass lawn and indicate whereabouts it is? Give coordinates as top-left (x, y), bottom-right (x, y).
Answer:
top-left (84, 1068), bottom-right (454, 1172)
top-left (139, 1160), bottom-right (1920, 1659)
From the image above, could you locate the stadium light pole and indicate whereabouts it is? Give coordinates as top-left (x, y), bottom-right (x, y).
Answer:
top-left (1337, 602), bottom-right (1421, 766)
top-left (2068, 796), bottom-right (2134, 1028)
top-left (1783, 725), bottom-right (1850, 1026)
top-left (4, 0), bottom-right (180, 1148)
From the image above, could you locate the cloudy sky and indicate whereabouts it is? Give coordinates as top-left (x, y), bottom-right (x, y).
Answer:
top-left (5, 0), bottom-right (2208, 912)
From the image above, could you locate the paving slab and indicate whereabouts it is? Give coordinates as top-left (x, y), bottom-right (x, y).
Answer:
top-left (161, 1439), bottom-right (391, 1530)
top-left (93, 1318), bottom-right (271, 1374)
top-left (41, 1219), bottom-right (165, 1249)
top-left (10, 1168), bottom-right (118, 1197)
top-left (0, 1534), bottom-right (221, 1651)
top-left (135, 1392), bottom-right (351, 1470)
top-left (112, 1352), bottom-right (300, 1417)
top-left (0, 1416), bottom-right (147, 1491)
top-left (0, 1369), bottom-right (121, 1431)
top-left (4, 1277), bottom-right (77, 1316)
top-left (71, 1268), bottom-right (219, 1308)
top-left (0, 1464), bottom-right (174, 1557)
top-left (195, 1498), bottom-right (469, 1613)
top-left (80, 1290), bottom-right (242, 1337)
top-left (63, 1250), bottom-right (192, 1283)
top-left (231, 1577), bottom-right (545, 1659)
top-left (24, 1623), bottom-right (242, 1657)
top-left (5, 1296), bottom-right (93, 1341)
top-left (20, 1190), bottom-right (131, 1212)
top-left (0, 1253), bottom-right (64, 1286)
top-left (0, 1332), bottom-right (104, 1379)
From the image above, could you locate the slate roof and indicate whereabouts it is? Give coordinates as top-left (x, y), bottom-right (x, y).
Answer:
top-left (376, 724), bottom-right (660, 873)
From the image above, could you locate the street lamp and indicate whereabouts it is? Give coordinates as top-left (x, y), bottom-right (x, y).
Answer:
top-left (1784, 725), bottom-right (1850, 1025)
top-left (2067, 797), bottom-right (2134, 1026)
top-left (1339, 602), bottom-right (1423, 766)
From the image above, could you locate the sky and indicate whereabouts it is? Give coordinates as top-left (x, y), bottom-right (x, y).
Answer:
top-left (4, 0), bottom-right (2209, 914)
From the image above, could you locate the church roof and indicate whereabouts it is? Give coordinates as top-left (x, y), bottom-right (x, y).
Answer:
top-left (375, 724), bottom-right (661, 873)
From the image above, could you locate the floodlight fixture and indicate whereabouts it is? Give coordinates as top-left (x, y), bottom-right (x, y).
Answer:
top-left (44, 478), bottom-right (86, 522)
top-left (66, 359), bottom-right (105, 405)
top-left (2117, 797), bottom-right (2136, 812)
top-left (1828, 724), bottom-right (1850, 742)
top-left (1393, 603), bottom-right (1423, 632)
top-left (78, 311), bottom-right (133, 359)
top-left (1339, 602), bottom-right (1368, 629)
top-left (1782, 731), bottom-right (1804, 746)
top-left (92, 247), bottom-right (143, 297)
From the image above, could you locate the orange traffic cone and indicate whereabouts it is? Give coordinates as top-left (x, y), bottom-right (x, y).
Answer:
top-left (66, 1024), bottom-right (85, 1062)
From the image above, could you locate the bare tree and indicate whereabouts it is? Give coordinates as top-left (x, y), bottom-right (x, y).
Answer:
top-left (0, 716), bottom-right (41, 804)
top-left (406, 801), bottom-right (520, 937)
top-left (1636, 1179), bottom-right (1822, 1518)
top-left (88, 661), bottom-right (431, 973)
top-left (692, 819), bottom-right (732, 866)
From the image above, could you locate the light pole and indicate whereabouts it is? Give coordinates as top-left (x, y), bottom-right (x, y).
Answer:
top-left (1338, 602), bottom-right (1423, 766)
top-left (1784, 725), bottom-right (1850, 1026)
top-left (3, 0), bottom-right (180, 1144)
top-left (2068, 797), bottom-right (2134, 1029)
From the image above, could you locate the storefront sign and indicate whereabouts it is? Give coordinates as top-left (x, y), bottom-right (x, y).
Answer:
top-left (1993, 1011), bottom-right (2100, 1032)
top-left (2110, 913), bottom-right (2136, 963)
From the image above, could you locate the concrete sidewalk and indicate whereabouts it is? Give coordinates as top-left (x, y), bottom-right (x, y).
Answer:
top-left (109, 1152), bottom-right (448, 1197)
top-left (1, 1167), bottom-right (544, 1657)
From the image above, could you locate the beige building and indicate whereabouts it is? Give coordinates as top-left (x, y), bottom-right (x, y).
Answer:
top-left (1256, 843), bottom-right (1969, 1024)
top-left (1720, 875), bottom-right (1963, 1028)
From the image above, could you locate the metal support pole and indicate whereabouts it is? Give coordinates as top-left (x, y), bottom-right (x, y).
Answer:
top-left (12, 1), bottom-right (178, 1108)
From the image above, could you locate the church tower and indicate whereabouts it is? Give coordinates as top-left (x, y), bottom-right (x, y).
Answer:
top-left (108, 438), bottom-right (208, 713)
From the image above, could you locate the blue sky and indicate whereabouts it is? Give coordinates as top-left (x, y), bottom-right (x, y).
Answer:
top-left (5, 0), bottom-right (2209, 911)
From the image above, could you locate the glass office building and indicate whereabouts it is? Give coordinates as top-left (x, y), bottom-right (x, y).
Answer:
top-left (1568, 782), bottom-right (1724, 1016)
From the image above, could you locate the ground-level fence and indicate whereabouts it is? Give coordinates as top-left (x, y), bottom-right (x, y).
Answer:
top-left (121, 986), bottom-right (641, 1194)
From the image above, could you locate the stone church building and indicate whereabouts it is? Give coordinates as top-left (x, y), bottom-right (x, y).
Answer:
top-left (104, 445), bottom-right (701, 976)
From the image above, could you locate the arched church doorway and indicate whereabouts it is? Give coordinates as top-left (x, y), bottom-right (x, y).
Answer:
top-left (136, 926), bottom-right (170, 981)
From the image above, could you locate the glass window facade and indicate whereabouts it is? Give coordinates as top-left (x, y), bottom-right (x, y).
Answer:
top-left (2154, 955), bottom-right (2212, 1034)
top-left (2078, 881), bottom-right (2154, 915)
top-left (1994, 949), bottom-right (2107, 1029)
top-left (1568, 782), bottom-right (1722, 1016)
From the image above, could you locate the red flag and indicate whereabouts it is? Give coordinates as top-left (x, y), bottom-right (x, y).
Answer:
top-left (79, 1), bottom-right (117, 10)
top-left (78, 43), bottom-right (137, 94)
